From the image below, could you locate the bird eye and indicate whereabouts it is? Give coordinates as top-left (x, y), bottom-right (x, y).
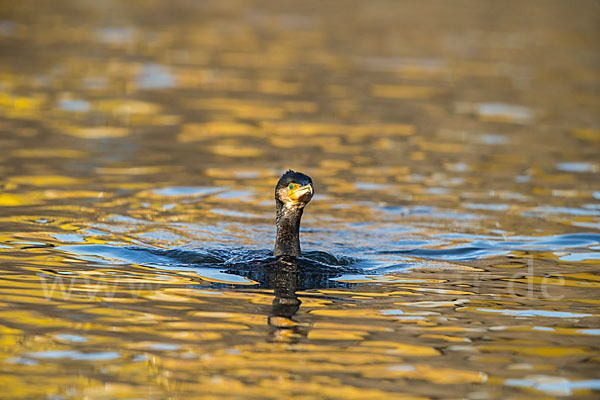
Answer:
top-left (288, 184), bottom-right (294, 190)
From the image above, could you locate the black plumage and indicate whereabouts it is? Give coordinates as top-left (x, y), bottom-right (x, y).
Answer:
top-left (273, 170), bottom-right (314, 257)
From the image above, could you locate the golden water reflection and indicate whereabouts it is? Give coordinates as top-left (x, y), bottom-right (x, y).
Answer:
top-left (1, 242), bottom-right (598, 398)
top-left (1, 0), bottom-right (599, 398)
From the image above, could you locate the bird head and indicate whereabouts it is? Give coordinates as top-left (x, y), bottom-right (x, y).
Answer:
top-left (275, 170), bottom-right (314, 210)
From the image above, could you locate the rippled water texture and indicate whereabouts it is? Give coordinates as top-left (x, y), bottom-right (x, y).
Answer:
top-left (1, 0), bottom-right (600, 398)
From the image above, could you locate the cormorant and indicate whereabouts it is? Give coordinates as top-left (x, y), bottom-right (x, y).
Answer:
top-left (273, 170), bottom-right (314, 257)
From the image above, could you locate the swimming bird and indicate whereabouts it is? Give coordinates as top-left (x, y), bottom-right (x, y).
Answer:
top-left (274, 170), bottom-right (314, 257)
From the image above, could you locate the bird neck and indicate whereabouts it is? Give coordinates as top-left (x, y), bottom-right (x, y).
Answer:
top-left (274, 201), bottom-right (304, 257)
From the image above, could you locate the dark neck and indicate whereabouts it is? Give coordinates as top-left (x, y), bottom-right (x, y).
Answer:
top-left (274, 201), bottom-right (304, 257)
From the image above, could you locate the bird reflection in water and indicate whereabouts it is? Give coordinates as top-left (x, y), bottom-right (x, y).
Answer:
top-left (267, 257), bottom-right (308, 342)
top-left (223, 252), bottom-right (359, 342)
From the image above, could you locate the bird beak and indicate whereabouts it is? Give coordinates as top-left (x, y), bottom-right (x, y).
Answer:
top-left (289, 184), bottom-right (313, 203)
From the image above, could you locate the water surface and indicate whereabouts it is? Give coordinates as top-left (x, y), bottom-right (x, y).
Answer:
top-left (1, 0), bottom-right (599, 398)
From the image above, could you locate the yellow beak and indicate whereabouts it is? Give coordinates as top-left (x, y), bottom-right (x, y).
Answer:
top-left (288, 184), bottom-right (313, 202)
